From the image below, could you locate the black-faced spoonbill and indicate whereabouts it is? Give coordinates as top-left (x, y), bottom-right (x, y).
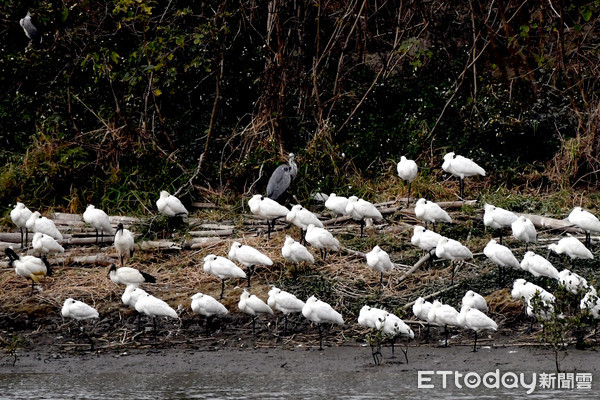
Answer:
top-left (248, 194), bottom-right (289, 240)
top-left (238, 288), bottom-right (274, 336)
top-left (203, 254), bottom-right (247, 299)
top-left (134, 293), bottom-right (179, 340)
top-left (376, 312), bottom-right (414, 362)
top-left (302, 295), bottom-right (343, 350)
top-left (567, 207), bottom-right (600, 248)
top-left (10, 202), bottom-right (32, 248)
top-left (442, 152), bottom-right (485, 198)
top-left (397, 156), bottom-right (418, 207)
top-left (483, 239), bottom-right (520, 286)
top-left (83, 205), bottom-right (115, 244)
top-left (286, 204), bottom-right (323, 243)
top-left (415, 198), bottom-right (451, 231)
top-left (511, 216), bottom-right (537, 252)
top-left (281, 235), bottom-right (314, 273)
top-left (191, 292), bottom-right (228, 333)
top-left (435, 237), bottom-right (472, 285)
top-left (456, 305), bottom-right (497, 352)
top-left (547, 236), bottom-right (593, 263)
top-left (304, 224), bottom-right (340, 261)
top-left (32, 232), bottom-right (64, 257)
top-left (267, 286), bottom-right (305, 335)
top-left (365, 245), bottom-right (394, 295)
top-left (483, 203), bottom-right (517, 245)
top-left (228, 242), bottom-right (273, 287)
top-left (427, 300), bottom-right (459, 347)
top-left (345, 196), bottom-right (383, 237)
top-left (61, 298), bottom-right (99, 349)
top-left (26, 211), bottom-right (63, 241)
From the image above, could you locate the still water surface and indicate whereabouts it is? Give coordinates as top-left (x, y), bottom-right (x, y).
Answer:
top-left (0, 369), bottom-right (590, 399)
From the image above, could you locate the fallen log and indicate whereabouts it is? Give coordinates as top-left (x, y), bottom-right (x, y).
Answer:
top-left (188, 229), bottom-right (234, 237)
top-left (140, 240), bottom-right (182, 251)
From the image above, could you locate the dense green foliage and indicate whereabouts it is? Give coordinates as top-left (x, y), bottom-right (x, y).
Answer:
top-left (1, 1), bottom-right (600, 212)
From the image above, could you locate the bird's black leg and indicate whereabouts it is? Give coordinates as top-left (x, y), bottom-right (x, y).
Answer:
top-left (497, 265), bottom-right (503, 287)
top-left (402, 336), bottom-right (409, 364)
top-left (318, 324), bottom-right (324, 351)
top-left (499, 232), bottom-right (503, 246)
top-left (390, 337), bottom-right (397, 359)
top-left (472, 331), bottom-right (478, 352)
top-left (29, 280), bottom-right (35, 296)
top-left (220, 279), bottom-right (226, 300)
top-left (284, 314), bottom-right (288, 336)
top-left (19, 228), bottom-right (24, 249)
top-left (153, 316), bottom-right (158, 341)
top-left (407, 183), bottom-right (412, 208)
top-left (360, 220), bottom-right (365, 237)
top-left (459, 178), bottom-right (465, 199)
top-left (246, 266), bottom-right (254, 288)
top-left (372, 335), bottom-right (382, 365)
top-left (444, 325), bottom-right (449, 347)
top-left (252, 316), bottom-right (256, 336)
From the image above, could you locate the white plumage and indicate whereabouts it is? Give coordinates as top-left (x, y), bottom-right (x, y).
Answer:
top-left (238, 289), bottom-right (273, 316)
top-left (483, 239), bottom-right (521, 270)
top-left (156, 190), bottom-right (188, 217)
top-left (83, 205), bottom-right (114, 241)
top-left (357, 305), bottom-right (387, 329)
top-left (457, 305), bottom-right (497, 352)
top-left (26, 211), bottom-right (63, 241)
top-left (412, 297), bottom-right (433, 322)
top-left (442, 152), bottom-right (485, 197)
top-left (510, 278), bottom-right (555, 303)
top-left (248, 194), bottom-right (289, 238)
top-left (302, 295), bottom-right (343, 325)
top-left (114, 223), bottom-right (135, 267)
top-left (282, 235), bottom-right (315, 266)
top-left (483, 203), bottom-right (517, 230)
top-left (267, 287), bottom-right (305, 315)
top-left (286, 204), bottom-right (323, 231)
top-left (32, 232), bottom-right (64, 256)
top-left (548, 237), bottom-right (593, 260)
top-left (191, 293), bottom-right (228, 317)
top-left (411, 225), bottom-right (443, 251)
top-left (345, 196), bottom-right (383, 236)
top-left (304, 224), bottom-right (340, 260)
top-left (520, 251), bottom-right (559, 280)
top-left (558, 269), bottom-right (588, 294)
top-left (397, 156), bottom-right (418, 206)
top-left (122, 285), bottom-right (148, 309)
top-left (5, 247), bottom-right (52, 295)
top-left (325, 193), bottom-right (349, 216)
top-left (461, 290), bottom-right (488, 313)
top-left (108, 265), bottom-right (156, 286)
top-left (567, 206), bottom-right (600, 247)
top-left (228, 242), bottom-right (273, 287)
top-left (135, 293), bottom-right (179, 328)
top-left (427, 300), bottom-right (459, 327)
top-left (203, 254), bottom-right (246, 299)
top-left (366, 245), bottom-right (394, 275)
top-left (435, 237), bottom-right (472, 261)
top-left (10, 202), bottom-right (32, 248)
top-left (376, 312), bottom-right (414, 339)
top-left (61, 298), bottom-right (99, 321)
top-left (511, 216), bottom-right (537, 249)
top-left (415, 198), bottom-right (452, 226)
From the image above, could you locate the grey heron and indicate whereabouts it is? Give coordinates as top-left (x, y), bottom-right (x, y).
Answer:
top-left (267, 153), bottom-right (297, 200)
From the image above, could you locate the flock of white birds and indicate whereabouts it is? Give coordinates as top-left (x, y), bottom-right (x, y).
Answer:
top-left (6, 152), bottom-right (600, 357)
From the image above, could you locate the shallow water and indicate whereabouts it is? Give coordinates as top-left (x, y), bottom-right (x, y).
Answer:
top-left (0, 369), bottom-right (592, 399)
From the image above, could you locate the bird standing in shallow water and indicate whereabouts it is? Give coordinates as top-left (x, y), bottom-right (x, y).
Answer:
top-left (267, 153), bottom-right (297, 201)
top-left (442, 152), bottom-right (486, 198)
top-left (397, 156), bottom-right (418, 207)
top-left (10, 202), bottom-right (32, 248)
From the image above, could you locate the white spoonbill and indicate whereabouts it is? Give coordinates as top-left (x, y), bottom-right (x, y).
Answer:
top-left (510, 279), bottom-right (555, 304)
top-left (248, 194), bottom-right (289, 240)
top-left (511, 216), bottom-right (536, 251)
top-left (427, 300), bottom-right (459, 347)
top-left (135, 292), bottom-right (179, 340)
top-left (108, 265), bottom-right (156, 286)
top-left (10, 202), bottom-right (32, 248)
top-left (156, 190), bottom-right (188, 217)
top-left (580, 287), bottom-right (600, 318)
top-left (520, 252), bottom-right (559, 280)
top-left (376, 312), bottom-right (414, 360)
top-left (415, 198), bottom-right (451, 231)
top-left (304, 224), bottom-right (340, 261)
top-left (203, 254), bottom-right (247, 299)
top-left (281, 235), bottom-right (314, 272)
top-left (122, 285), bottom-right (148, 330)
top-left (83, 205), bottom-right (114, 244)
top-left (435, 237), bottom-right (473, 284)
top-left (228, 242), bottom-right (273, 287)
top-left (397, 156), bottom-right (418, 207)
top-left (442, 152), bottom-right (486, 198)
top-left (413, 297), bottom-right (434, 340)
top-left (286, 204), bottom-right (323, 242)
top-left (548, 236), bottom-right (593, 261)
top-left (26, 211), bottom-right (62, 241)
top-left (61, 298), bottom-right (99, 349)
top-left (411, 226), bottom-right (444, 252)
top-left (114, 223), bottom-right (135, 267)
top-left (557, 269), bottom-right (588, 294)
top-left (191, 292), bottom-right (228, 332)
top-left (567, 206), bottom-right (600, 247)
top-left (5, 247), bottom-right (52, 296)
top-left (345, 196), bottom-right (383, 237)
top-left (461, 290), bottom-right (488, 313)
top-left (456, 305), bottom-right (497, 352)
top-left (324, 193), bottom-right (349, 217)
top-left (266, 153), bottom-right (297, 201)
top-left (32, 232), bottom-right (64, 256)
top-left (483, 203), bottom-right (517, 245)
top-left (483, 239), bottom-right (520, 285)
top-left (302, 295), bottom-right (343, 350)
top-left (365, 245), bottom-right (394, 294)
top-left (267, 286), bottom-right (305, 335)
top-left (357, 305), bottom-right (388, 364)
top-left (238, 289), bottom-right (274, 335)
